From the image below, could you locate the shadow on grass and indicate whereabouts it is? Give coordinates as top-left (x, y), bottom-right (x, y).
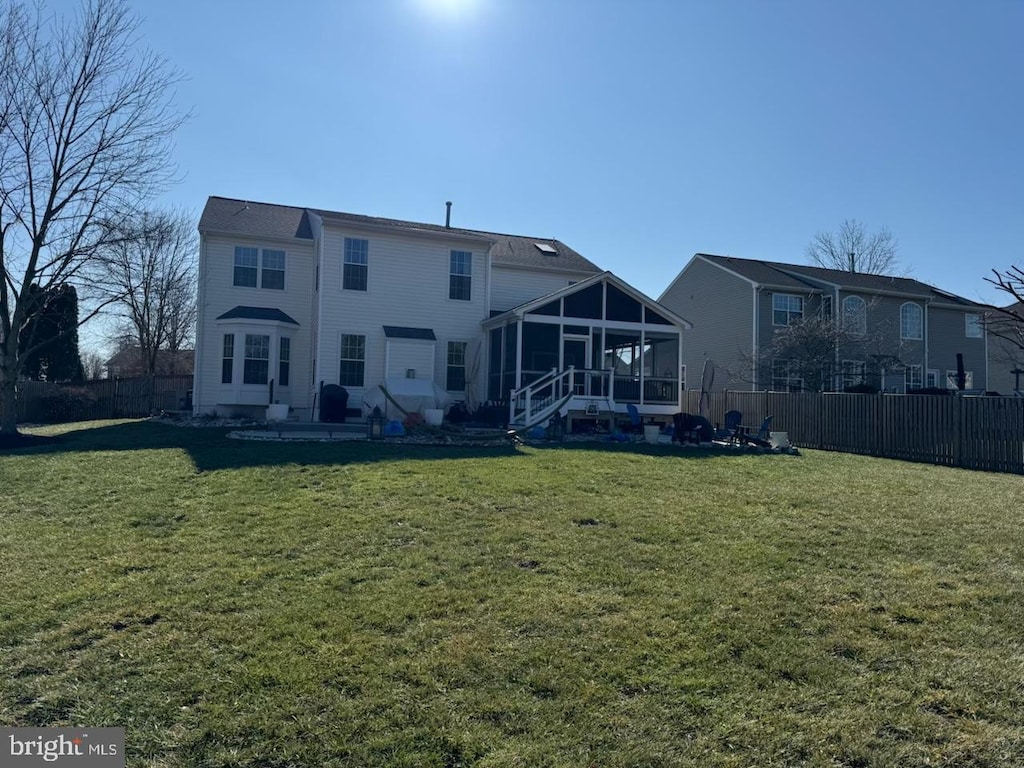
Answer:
top-left (6, 420), bottom-right (787, 472)
top-left (7, 421), bottom-right (523, 472)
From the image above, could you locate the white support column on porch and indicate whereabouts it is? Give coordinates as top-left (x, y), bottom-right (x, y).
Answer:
top-left (515, 319), bottom-right (524, 390)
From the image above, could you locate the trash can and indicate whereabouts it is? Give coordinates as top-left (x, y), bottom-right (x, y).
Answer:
top-left (320, 385), bottom-right (349, 423)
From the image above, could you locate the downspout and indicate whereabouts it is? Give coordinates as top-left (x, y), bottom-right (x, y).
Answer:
top-left (515, 316), bottom-right (524, 390)
top-left (751, 285), bottom-right (759, 390)
top-left (923, 298), bottom-right (930, 384)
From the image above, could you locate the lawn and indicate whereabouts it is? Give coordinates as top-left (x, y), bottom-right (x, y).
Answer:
top-left (1, 420), bottom-right (1023, 767)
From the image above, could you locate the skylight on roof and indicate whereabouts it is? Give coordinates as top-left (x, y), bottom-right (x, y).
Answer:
top-left (534, 242), bottom-right (557, 255)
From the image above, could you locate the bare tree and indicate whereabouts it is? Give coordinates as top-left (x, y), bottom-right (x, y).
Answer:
top-left (984, 267), bottom-right (1024, 351)
top-left (101, 209), bottom-right (197, 376)
top-left (0, 0), bottom-right (183, 435)
top-left (81, 348), bottom-right (107, 380)
top-left (807, 219), bottom-right (901, 275)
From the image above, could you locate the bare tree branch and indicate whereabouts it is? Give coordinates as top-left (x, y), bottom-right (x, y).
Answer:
top-left (0, 0), bottom-right (186, 434)
top-left (806, 219), bottom-right (902, 275)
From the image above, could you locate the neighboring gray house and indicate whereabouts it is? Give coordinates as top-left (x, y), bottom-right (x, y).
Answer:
top-left (987, 302), bottom-right (1024, 394)
top-left (659, 254), bottom-right (989, 393)
top-left (194, 197), bottom-right (691, 424)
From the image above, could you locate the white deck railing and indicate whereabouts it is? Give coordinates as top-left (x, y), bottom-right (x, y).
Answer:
top-left (508, 367), bottom-right (615, 428)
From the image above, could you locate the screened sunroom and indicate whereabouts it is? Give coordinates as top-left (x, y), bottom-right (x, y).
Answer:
top-left (482, 272), bottom-right (691, 428)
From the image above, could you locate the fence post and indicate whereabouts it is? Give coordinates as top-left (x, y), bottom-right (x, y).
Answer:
top-left (817, 392), bottom-right (824, 450)
top-left (952, 396), bottom-right (963, 469)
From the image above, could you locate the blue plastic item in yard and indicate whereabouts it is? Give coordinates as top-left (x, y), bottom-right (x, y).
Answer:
top-left (384, 420), bottom-right (405, 437)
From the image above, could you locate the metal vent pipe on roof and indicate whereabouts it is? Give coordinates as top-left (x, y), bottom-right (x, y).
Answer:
top-left (445, 201), bottom-right (452, 228)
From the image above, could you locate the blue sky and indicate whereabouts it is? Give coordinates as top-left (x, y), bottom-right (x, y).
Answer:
top-left (84, 0), bottom-right (1024, 325)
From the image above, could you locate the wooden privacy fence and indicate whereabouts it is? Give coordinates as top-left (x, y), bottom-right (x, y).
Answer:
top-left (16, 375), bottom-right (193, 424)
top-left (682, 390), bottom-right (1024, 475)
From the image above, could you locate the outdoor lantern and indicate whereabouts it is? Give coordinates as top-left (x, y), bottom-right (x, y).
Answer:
top-left (367, 406), bottom-right (385, 440)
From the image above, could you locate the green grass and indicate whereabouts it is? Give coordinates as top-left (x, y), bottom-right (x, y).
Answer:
top-left (2, 420), bottom-right (1023, 767)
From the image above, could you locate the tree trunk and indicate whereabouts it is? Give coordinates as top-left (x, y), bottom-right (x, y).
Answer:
top-left (0, 366), bottom-right (19, 435)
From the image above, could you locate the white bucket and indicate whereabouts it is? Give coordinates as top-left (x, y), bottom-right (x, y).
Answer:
top-left (770, 431), bottom-right (790, 449)
top-left (423, 408), bottom-right (444, 426)
top-left (643, 425), bottom-right (661, 443)
top-left (266, 403), bottom-right (289, 422)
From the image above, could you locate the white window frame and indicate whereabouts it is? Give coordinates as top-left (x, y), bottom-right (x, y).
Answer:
top-left (340, 334), bottom-right (366, 387)
top-left (343, 238), bottom-right (369, 292)
top-left (926, 369), bottom-right (939, 388)
top-left (243, 334), bottom-right (271, 385)
top-left (771, 360), bottom-right (804, 392)
top-left (233, 246), bottom-right (258, 287)
top-left (278, 337), bottom-right (290, 387)
top-left (449, 250), bottom-right (472, 301)
top-left (841, 359), bottom-right (866, 390)
top-left (772, 294), bottom-right (803, 326)
top-left (842, 296), bottom-right (867, 336)
top-left (900, 302), bottom-right (922, 340)
top-left (946, 370), bottom-right (974, 390)
top-left (446, 341), bottom-right (467, 392)
top-left (904, 364), bottom-right (923, 391)
top-left (261, 249), bottom-right (286, 290)
top-left (965, 313), bottom-right (983, 339)
top-left (233, 245), bottom-right (286, 290)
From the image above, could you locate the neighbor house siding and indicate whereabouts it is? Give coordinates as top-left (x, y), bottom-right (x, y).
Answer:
top-left (659, 257), bottom-right (755, 391)
top-left (490, 266), bottom-right (593, 313)
top-left (194, 233), bottom-right (315, 415)
top-left (928, 306), bottom-right (987, 389)
top-left (988, 333), bottom-right (1024, 394)
top-left (315, 226), bottom-right (490, 406)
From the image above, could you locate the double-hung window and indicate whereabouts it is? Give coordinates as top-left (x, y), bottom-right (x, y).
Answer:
top-left (234, 246), bottom-right (285, 289)
top-left (340, 334), bottom-right (366, 387)
top-left (279, 337), bottom-right (290, 387)
top-left (343, 238), bottom-right (368, 291)
top-left (965, 313), bottom-right (983, 338)
top-left (772, 294), bottom-right (803, 326)
top-left (771, 360), bottom-right (803, 391)
top-left (261, 249), bottom-right (285, 289)
top-left (449, 250), bottom-right (472, 301)
top-left (841, 360), bottom-right (866, 390)
top-left (842, 296), bottom-right (867, 336)
top-left (904, 365), bottom-right (923, 391)
top-left (243, 334), bottom-right (270, 385)
top-left (233, 247), bottom-right (258, 287)
top-left (946, 370), bottom-right (974, 389)
top-left (900, 303), bottom-right (922, 340)
top-left (221, 334), bottom-right (234, 384)
top-left (447, 341), bottom-right (467, 391)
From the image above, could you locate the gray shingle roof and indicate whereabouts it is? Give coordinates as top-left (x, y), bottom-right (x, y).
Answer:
top-left (200, 197), bottom-right (602, 274)
top-left (699, 253), bottom-right (981, 304)
top-left (200, 198), bottom-right (313, 240)
top-left (216, 306), bottom-right (299, 324)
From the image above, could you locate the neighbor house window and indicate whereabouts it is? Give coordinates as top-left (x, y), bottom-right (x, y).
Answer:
top-left (449, 250), bottom-right (472, 301)
top-left (904, 364), bottom-right (923, 391)
top-left (772, 294), bottom-right (803, 326)
top-left (842, 296), bottom-right (867, 335)
top-left (261, 249), bottom-right (285, 290)
top-left (926, 369), bottom-right (939, 388)
top-left (771, 360), bottom-right (803, 391)
top-left (343, 238), bottom-right (368, 291)
top-left (447, 341), bottom-right (467, 391)
top-left (243, 334), bottom-right (270, 385)
top-left (946, 370), bottom-right (974, 390)
top-left (965, 313), bottom-right (983, 338)
top-left (233, 246), bottom-right (258, 287)
top-left (901, 303), bottom-right (922, 340)
top-left (340, 334), bottom-right (365, 387)
top-left (819, 296), bottom-right (833, 321)
top-left (841, 360), bottom-right (866, 390)
top-left (279, 337), bottom-right (290, 387)
top-left (221, 334), bottom-right (234, 384)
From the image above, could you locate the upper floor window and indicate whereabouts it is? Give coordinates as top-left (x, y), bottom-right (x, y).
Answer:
top-left (343, 238), bottom-right (368, 291)
top-left (965, 313), bottom-right (983, 338)
top-left (234, 246), bottom-right (285, 289)
top-left (449, 250), bottom-right (472, 301)
top-left (261, 249), bottom-right (285, 290)
top-left (243, 334), bottom-right (270, 385)
top-left (842, 296), bottom-right (867, 336)
top-left (900, 302), bottom-right (922, 340)
top-left (819, 296), bottom-right (833, 321)
top-left (233, 247), bottom-right (258, 287)
top-left (772, 294), bottom-right (803, 326)
top-left (447, 341), bottom-right (467, 391)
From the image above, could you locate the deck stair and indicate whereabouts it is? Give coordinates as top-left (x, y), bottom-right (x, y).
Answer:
top-left (508, 367), bottom-right (616, 432)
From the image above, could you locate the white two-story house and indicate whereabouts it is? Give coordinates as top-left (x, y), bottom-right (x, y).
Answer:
top-left (194, 197), bottom-right (691, 426)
